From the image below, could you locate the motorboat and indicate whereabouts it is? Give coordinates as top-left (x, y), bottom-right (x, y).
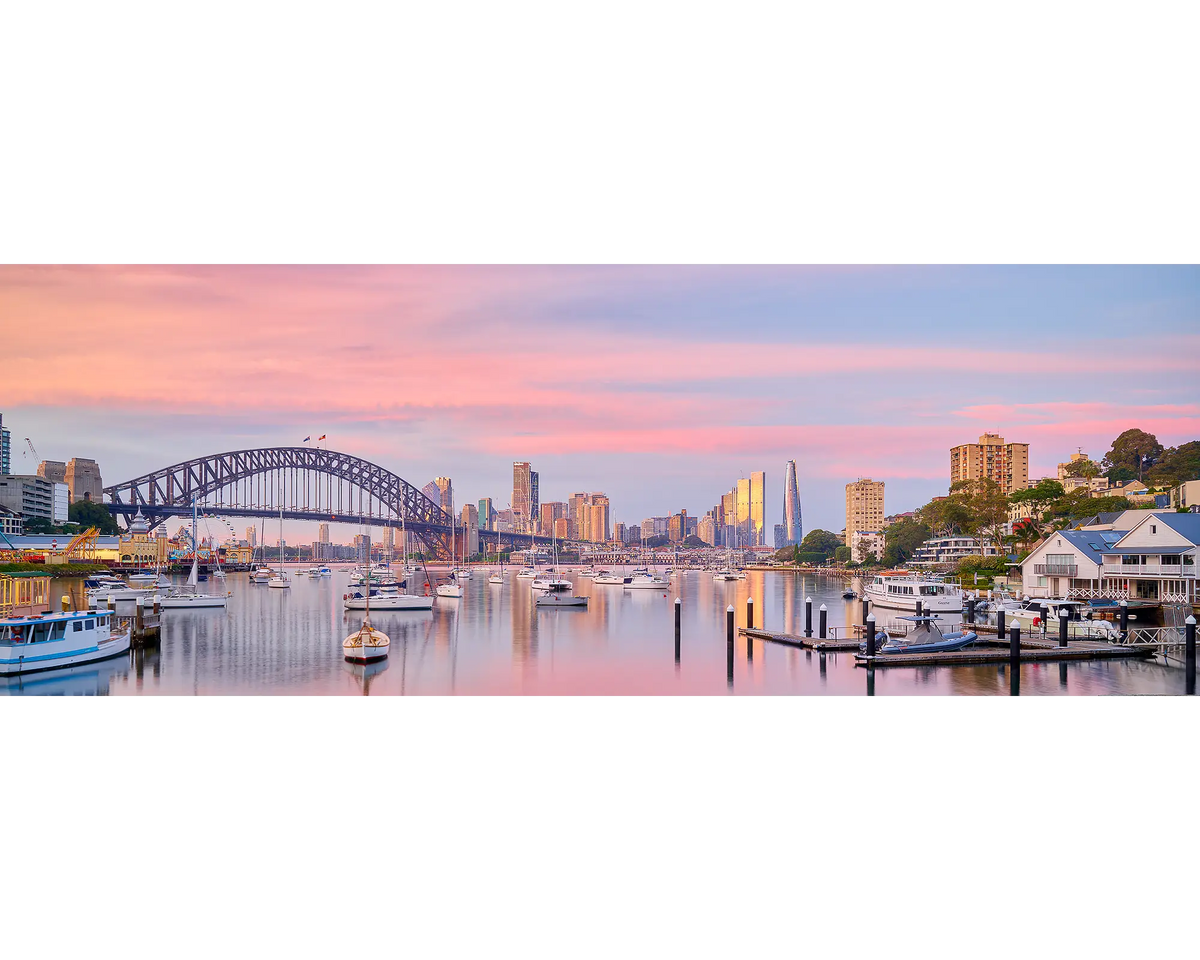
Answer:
top-left (594, 571), bottom-right (631, 585)
top-left (251, 567), bottom-right (273, 584)
top-left (535, 580), bottom-right (588, 608)
top-left (306, 566), bottom-right (323, 578)
top-left (578, 567), bottom-right (596, 578)
top-left (842, 589), bottom-right (856, 599)
top-left (626, 572), bottom-right (669, 590)
top-left (856, 627), bottom-right (892, 654)
top-left (489, 572), bottom-right (503, 585)
top-left (871, 615), bottom-right (978, 655)
top-left (0, 609), bottom-right (131, 676)
top-left (129, 572), bottom-right (171, 588)
top-left (268, 572), bottom-right (291, 589)
top-left (532, 576), bottom-right (570, 593)
top-left (712, 569), bottom-right (739, 582)
top-left (1002, 598), bottom-right (1121, 639)
top-left (453, 567), bottom-right (472, 581)
top-left (516, 567), bottom-right (537, 579)
top-left (863, 572), bottom-right (964, 612)
top-left (158, 591), bottom-right (229, 609)
top-left (85, 575), bottom-right (155, 606)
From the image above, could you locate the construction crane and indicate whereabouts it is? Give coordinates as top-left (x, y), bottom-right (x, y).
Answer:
top-left (24, 438), bottom-right (38, 463)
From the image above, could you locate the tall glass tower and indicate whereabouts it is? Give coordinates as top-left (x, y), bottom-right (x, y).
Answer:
top-left (782, 459), bottom-right (802, 547)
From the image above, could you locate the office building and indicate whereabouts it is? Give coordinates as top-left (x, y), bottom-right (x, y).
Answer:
top-left (845, 478), bottom-right (885, 548)
top-left (950, 433), bottom-right (1029, 495)
top-left (698, 515), bottom-right (715, 546)
top-left (627, 523), bottom-right (641, 543)
top-left (246, 526), bottom-right (257, 549)
top-left (668, 510), bottom-right (688, 543)
top-left (781, 459), bottom-right (802, 547)
top-left (0, 414), bottom-right (9, 476)
top-left (568, 492), bottom-right (588, 540)
top-left (0, 475), bottom-right (69, 524)
top-left (749, 471), bottom-right (765, 546)
top-left (614, 521), bottom-right (627, 543)
top-left (554, 517), bottom-right (569, 541)
top-left (513, 462), bottom-right (534, 534)
top-left (65, 457), bottom-right (103, 503)
top-left (540, 501), bottom-right (567, 536)
top-left (774, 524), bottom-right (786, 549)
top-left (530, 471), bottom-right (539, 529)
top-left (1, 504), bottom-right (24, 536)
top-left (461, 503), bottom-right (479, 556)
top-left (478, 498), bottom-right (494, 531)
top-left (588, 494), bottom-right (610, 543)
top-left (353, 533), bottom-right (371, 564)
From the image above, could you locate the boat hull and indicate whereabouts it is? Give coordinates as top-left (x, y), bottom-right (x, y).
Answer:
top-left (536, 595), bottom-right (588, 607)
top-left (863, 590), bottom-right (963, 612)
top-left (158, 595), bottom-right (228, 608)
top-left (343, 595), bottom-right (434, 610)
top-left (0, 631), bottom-right (131, 676)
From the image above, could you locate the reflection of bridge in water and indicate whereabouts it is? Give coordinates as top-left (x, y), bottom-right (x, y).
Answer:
top-left (102, 446), bottom-right (555, 558)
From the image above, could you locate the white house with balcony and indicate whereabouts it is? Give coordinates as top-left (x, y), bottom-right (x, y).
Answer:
top-left (1020, 529), bottom-right (1122, 599)
top-left (1098, 512), bottom-right (1200, 604)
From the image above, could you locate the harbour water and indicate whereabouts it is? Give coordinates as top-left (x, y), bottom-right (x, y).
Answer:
top-left (8, 567), bottom-right (1184, 695)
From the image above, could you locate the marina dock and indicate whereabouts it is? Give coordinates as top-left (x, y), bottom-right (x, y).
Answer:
top-left (740, 624), bottom-right (1158, 668)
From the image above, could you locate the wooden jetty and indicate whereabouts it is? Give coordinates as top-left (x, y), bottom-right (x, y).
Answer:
top-left (742, 623), bottom-right (1156, 668)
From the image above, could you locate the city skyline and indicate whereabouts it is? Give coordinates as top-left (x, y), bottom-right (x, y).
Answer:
top-left (3, 265), bottom-right (1199, 538)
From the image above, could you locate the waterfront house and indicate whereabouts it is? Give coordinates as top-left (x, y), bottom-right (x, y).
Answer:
top-left (1020, 529), bottom-right (1122, 599)
top-left (1098, 512), bottom-right (1200, 604)
top-left (1022, 513), bottom-right (1200, 603)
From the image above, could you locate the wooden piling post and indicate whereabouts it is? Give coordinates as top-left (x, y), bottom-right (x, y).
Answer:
top-left (866, 613), bottom-right (877, 658)
top-left (915, 599), bottom-right (922, 619)
top-left (804, 596), bottom-right (812, 638)
top-left (966, 597), bottom-right (975, 624)
top-left (1040, 603), bottom-right (1049, 639)
top-left (818, 603), bottom-right (827, 640)
top-left (1009, 620), bottom-right (1021, 667)
top-left (746, 596), bottom-right (754, 630)
top-left (1119, 599), bottom-right (1128, 640)
top-left (861, 598), bottom-right (869, 627)
top-left (153, 595), bottom-right (161, 617)
top-left (107, 596), bottom-right (116, 613)
top-left (726, 605), bottom-right (735, 688)
top-left (1186, 615), bottom-right (1196, 696)
top-left (136, 596), bottom-right (145, 638)
top-left (1059, 607), bottom-right (1069, 648)
top-left (996, 609), bottom-right (1005, 645)
top-left (674, 597), bottom-right (681, 664)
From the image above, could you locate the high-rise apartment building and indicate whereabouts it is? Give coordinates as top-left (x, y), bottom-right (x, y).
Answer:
top-left (512, 462), bottom-right (534, 533)
top-left (781, 460), bottom-right (802, 547)
top-left (246, 526), bottom-right (257, 548)
top-left (0, 475), bottom-right (68, 523)
top-left (478, 498), bottom-right (494, 531)
top-left (949, 433), bottom-right (1029, 495)
top-left (627, 524), bottom-right (642, 543)
top-left (749, 471), bottom-right (765, 547)
top-left (318, 522), bottom-right (330, 543)
top-left (614, 521), bottom-right (627, 543)
top-left (720, 492), bottom-right (735, 547)
top-left (353, 533), bottom-right (371, 564)
top-left (530, 471), bottom-right (539, 529)
top-left (845, 479), bottom-right (885, 549)
top-left (0, 414), bottom-right (9, 476)
top-left (554, 517), bottom-right (569, 541)
top-left (774, 524), bottom-right (786, 549)
top-left (698, 515), bottom-right (715, 546)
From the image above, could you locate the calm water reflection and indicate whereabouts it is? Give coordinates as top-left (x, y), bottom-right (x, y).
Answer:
top-left (4, 567), bottom-right (1183, 695)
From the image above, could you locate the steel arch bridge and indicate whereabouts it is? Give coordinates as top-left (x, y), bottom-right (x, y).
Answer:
top-left (102, 446), bottom-right (554, 558)
top-left (103, 446), bottom-right (453, 554)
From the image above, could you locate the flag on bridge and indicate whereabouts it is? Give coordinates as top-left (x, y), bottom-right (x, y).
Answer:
top-left (303, 436), bottom-right (311, 442)
top-left (318, 435), bottom-right (326, 441)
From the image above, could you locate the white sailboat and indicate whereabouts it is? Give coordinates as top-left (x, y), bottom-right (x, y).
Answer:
top-left (160, 499), bottom-right (228, 608)
top-left (534, 534), bottom-right (587, 608)
top-left (342, 559), bottom-right (390, 663)
top-left (268, 503), bottom-right (290, 589)
top-left (435, 491), bottom-right (463, 598)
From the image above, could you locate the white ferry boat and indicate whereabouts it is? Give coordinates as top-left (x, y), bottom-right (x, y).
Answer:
top-left (863, 573), bottom-right (964, 612)
top-left (0, 609), bottom-right (131, 676)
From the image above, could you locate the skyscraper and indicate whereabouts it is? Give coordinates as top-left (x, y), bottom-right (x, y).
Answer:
top-left (736, 478), bottom-right (750, 545)
top-left (512, 462), bottom-right (533, 533)
top-left (530, 471), bottom-right (539, 529)
top-left (246, 526), bottom-right (257, 548)
top-left (0, 414), bottom-right (9, 475)
top-left (433, 477), bottom-right (453, 514)
top-left (782, 459), bottom-right (802, 547)
top-left (750, 471), bottom-right (765, 546)
top-left (478, 498), bottom-right (494, 531)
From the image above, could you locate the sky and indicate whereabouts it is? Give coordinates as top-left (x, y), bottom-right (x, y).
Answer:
top-left (2, 265), bottom-right (1199, 543)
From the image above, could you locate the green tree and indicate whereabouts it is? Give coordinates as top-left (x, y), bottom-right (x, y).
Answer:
top-left (1009, 478), bottom-right (1065, 529)
top-left (881, 517), bottom-right (932, 567)
top-left (1063, 459), bottom-right (1100, 479)
top-left (1147, 440), bottom-right (1200, 486)
top-left (800, 529), bottom-right (843, 558)
top-left (919, 494), bottom-right (972, 538)
top-left (833, 544), bottom-right (851, 563)
top-left (1103, 428), bottom-right (1163, 482)
top-left (68, 499), bottom-right (121, 535)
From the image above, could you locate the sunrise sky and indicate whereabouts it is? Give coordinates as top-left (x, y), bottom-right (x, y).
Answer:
top-left (3, 265), bottom-right (1198, 538)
